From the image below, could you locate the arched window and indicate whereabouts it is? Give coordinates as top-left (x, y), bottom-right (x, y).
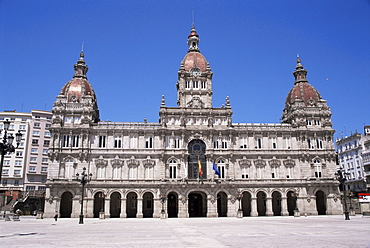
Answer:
top-left (188, 139), bottom-right (207, 179)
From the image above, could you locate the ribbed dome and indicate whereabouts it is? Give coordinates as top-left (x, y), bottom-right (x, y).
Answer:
top-left (182, 52), bottom-right (208, 72)
top-left (60, 78), bottom-right (96, 103)
top-left (285, 82), bottom-right (321, 106)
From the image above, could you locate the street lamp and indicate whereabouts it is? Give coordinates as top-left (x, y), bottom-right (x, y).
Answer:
top-left (335, 169), bottom-right (350, 220)
top-left (0, 119), bottom-right (22, 182)
top-left (237, 192), bottom-right (243, 218)
top-left (160, 194), bottom-right (166, 219)
top-left (76, 167), bottom-right (92, 224)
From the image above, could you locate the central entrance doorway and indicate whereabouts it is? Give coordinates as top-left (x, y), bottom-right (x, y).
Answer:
top-left (188, 192), bottom-right (206, 217)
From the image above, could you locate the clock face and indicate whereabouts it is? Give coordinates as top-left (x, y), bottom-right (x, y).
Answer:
top-left (192, 70), bottom-right (199, 76)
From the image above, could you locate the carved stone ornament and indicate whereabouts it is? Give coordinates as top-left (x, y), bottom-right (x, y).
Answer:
top-left (187, 96), bottom-right (204, 108)
top-left (239, 159), bottom-right (251, 168)
top-left (111, 156), bottom-right (123, 167)
top-left (95, 156), bottom-right (107, 167)
top-left (143, 158), bottom-right (155, 168)
top-left (269, 159), bottom-right (281, 168)
top-left (254, 159), bottom-right (266, 168)
top-left (283, 159), bottom-right (295, 168)
top-left (127, 157), bottom-right (139, 168)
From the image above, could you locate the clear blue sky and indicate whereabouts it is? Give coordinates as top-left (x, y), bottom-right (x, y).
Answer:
top-left (1, 0), bottom-right (369, 140)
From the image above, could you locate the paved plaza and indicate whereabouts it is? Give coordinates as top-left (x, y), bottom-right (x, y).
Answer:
top-left (1, 215), bottom-right (369, 248)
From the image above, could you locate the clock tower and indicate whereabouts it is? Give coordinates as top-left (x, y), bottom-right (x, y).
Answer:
top-left (176, 25), bottom-right (213, 108)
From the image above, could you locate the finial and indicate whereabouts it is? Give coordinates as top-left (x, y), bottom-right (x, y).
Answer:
top-left (161, 95), bottom-right (166, 106)
top-left (80, 41), bottom-right (85, 59)
top-left (226, 96), bottom-right (230, 106)
top-left (192, 10), bottom-right (195, 26)
top-left (296, 54), bottom-right (300, 63)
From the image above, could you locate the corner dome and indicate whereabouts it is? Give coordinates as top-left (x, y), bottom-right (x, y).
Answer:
top-left (285, 82), bottom-right (322, 107)
top-left (285, 57), bottom-right (321, 107)
top-left (59, 52), bottom-right (97, 103)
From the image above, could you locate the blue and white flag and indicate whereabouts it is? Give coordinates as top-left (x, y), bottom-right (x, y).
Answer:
top-left (213, 163), bottom-right (221, 177)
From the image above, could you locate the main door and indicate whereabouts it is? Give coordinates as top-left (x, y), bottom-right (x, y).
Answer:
top-left (167, 193), bottom-right (178, 218)
top-left (188, 192), bottom-right (206, 217)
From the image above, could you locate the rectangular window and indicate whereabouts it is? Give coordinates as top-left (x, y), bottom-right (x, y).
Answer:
top-left (193, 81), bottom-right (198, 88)
top-left (99, 136), bottom-right (106, 148)
top-left (185, 81), bottom-right (190, 89)
top-left (174, 137), bottom-right (180, 149)
top-left (19, 125), bottom-right (26, 130)
top-left (240, 137), bottom-right (248, 149)
top-left (221, 137), bottom-right (228, 149)
top-left (62, 135), bottom-right (69, 147)
top-left (2, 169), bottom-right (9, 175)
top-left (271, 137), bottom-right (277, 149)
top-left (29, 166), bottom-right (36, 172)
top-left (316, 138), bottom-right (323, 149)
top-left (201, 81), bottom-right (206, 89)
top-left (64, 117), bottom-right (72, 123)
top-left (14, 170), bottom-right (21, 175)
top-left (256, 137), bottom-right (262, 149)
top-left (3, 160), bottom-right (10, 165)
top-left (44, 131), bottom-right (51, 137)
top-left (41, 167), bottom-right (47, 172)
top-left (308, 138), bottom-right (314, 149)
top-left (218, 165), bottom-right (225, 178)
top-left (314, 120), bottom-right (321, 126)
top-left (72, 135), bottom-right (79, 147)
top-left (42, 158), bottom-right (48, 163)
top-left (284, 137), bottom-right (291, 149)
top-left (169, 165), bottom-right (177, 179)
top-left (44, 140), bottom-right (50, 146)
top-left (3, 180), bottom-right (7, 186)
top-left (14, 180), bottom-right (19, 186)
top-left (15, 160), bottom-right (22, 166)
top-left (31, 148), bottom-right (38, 153)
top-left (43, 149), bottom-right (48, 155)
top-left (74, 117), bottom-right (81, 123)
top-left (16, 151), bottom-right (23, 157)
top-left (114, 137), bottom-right (122, 148)
top-left (46, 123), bottom-right (51, 128)
top-left (34, 122), bottom-right (41, 128)
top-left (38, 186), bottom-right (46, 191)
top-left (129, 136), bottom-right (137, 148)
top-left (306, 120), bottom-right (312, 126)
top-left (30, 157), bottom-right (37, 162)
top-left (213, 137), bottom-right (219, 149)
top-left (33, 131), bottom-right (40, 136)
top-left (112, 166), bottom-right (121, 179)
top-left (145, 137), bottom-right (153, 148)
top-left (32, 139), bottom-right (39, 145)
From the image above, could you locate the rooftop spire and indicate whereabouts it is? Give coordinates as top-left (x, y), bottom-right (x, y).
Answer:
top-left (73, 48), bottom-right (88, 79)
top-left (293, 55), bottom-right (307, 84)
top-left (188, 25), bottom-right (200, 52)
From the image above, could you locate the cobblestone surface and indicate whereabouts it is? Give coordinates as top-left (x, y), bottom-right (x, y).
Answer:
top-left (1, 215), bottom-right (369, 247)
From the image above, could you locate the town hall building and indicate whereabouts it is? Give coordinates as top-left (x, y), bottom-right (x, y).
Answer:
top-left (44, 26), bottom-right (342, 218)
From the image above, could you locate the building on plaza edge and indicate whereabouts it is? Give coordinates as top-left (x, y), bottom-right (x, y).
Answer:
top-left (44, 25), bottom-right (342, 218)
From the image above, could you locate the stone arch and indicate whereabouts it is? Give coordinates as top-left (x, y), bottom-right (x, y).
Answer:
top-left (93, 191), bottom-right (105, 218)
top-left (316, 190), bottom-right (327, 215)
top-left (167, 192), bottom-right (178, 218)
top-left (142, 192), bottom-right (154, 218)
top-left (241, 191), bottom-right (252, 216)
top-left (110, 191), bottom-right (121, 218)
top-left (217, 191), bottom-right (228, 217)
top-left (126, 191), bottom-right (138, 218)
top-left (60, 191), bottom-right (73, 218)
top-left (272, 191), bottom-right (282, 216)
top-left (286, 190), bottom-right (297, 216)
top-left (188, 190), bottom-right (207, 217)
top-left (256, 191), bottom-right (267, 216)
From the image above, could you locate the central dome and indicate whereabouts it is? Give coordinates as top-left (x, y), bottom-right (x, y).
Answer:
top-left (182, 52), bottom-right (208, 72)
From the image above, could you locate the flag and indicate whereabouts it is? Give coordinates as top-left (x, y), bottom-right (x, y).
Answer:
top-left (213, 163), bottom-right (221, 177)
top-left (198, 158), bottom-right (203, 176)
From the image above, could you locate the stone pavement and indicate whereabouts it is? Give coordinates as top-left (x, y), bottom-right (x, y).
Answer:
top-left (1, 215), bottom-right (369, 248)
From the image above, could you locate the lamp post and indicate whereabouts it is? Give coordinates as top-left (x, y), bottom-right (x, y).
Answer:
top-left (76, 167), bottom-right (92, 224)
top-left (237, 192), bottom-right (243, 218)
top-left (0, 119), bottom-right (22, 182)
top-left (160, 194), bottom-right (166, 219)
top-left (335, 169), bottom-right (350, 220)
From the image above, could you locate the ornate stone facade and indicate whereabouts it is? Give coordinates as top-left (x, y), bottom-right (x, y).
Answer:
top-left (44, 26), bottom-right (342, 218)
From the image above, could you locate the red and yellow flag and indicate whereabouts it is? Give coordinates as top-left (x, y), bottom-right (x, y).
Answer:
top-left (198, 158), bottom-right (203, 176)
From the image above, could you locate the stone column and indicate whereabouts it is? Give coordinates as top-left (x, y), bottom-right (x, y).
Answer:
top-left (207, 195), bottom-right (218, 217)
top-left (104, 198), bottom-right (110, 218)
top-left (72, 197), bottom-right (80, 218)
top-left (281, 196), bottom-right (289, 216)
top-left (178, 196), bottom-right (188, 218)
top-left (227, 196), bottom-right (237, 217)
top-left (153, 198), bottom-right (162, 218)
top-left (266, 197), bottom-right (273, 216)
top-left (251, 197), bottom-right (258, 217)
top-left (120, 198), bottom-right (127, 218)
top-left (136, 197), bottom-right (143, 218)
